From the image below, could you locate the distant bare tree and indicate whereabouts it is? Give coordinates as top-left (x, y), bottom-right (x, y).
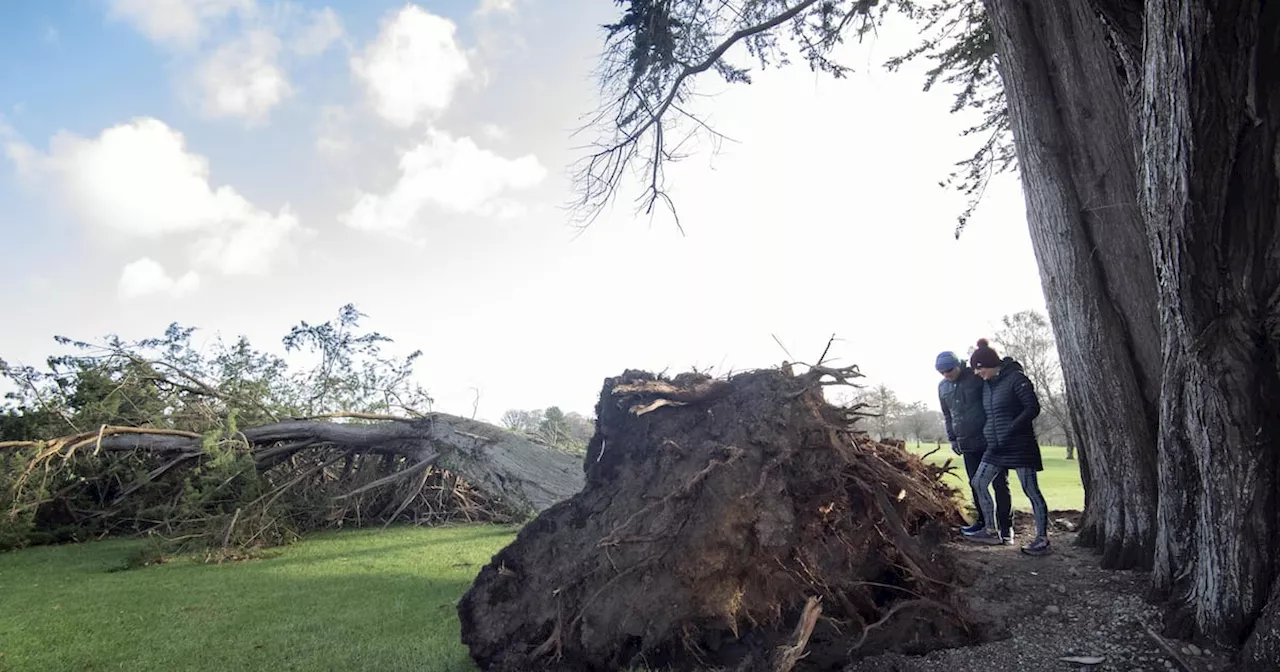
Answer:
top-left (564, 412), bottom-right (595, 445)
top-left (899, 401), bottom-right (927, 443)
top-left (500, 409), bottom-right (544, 434)
top-left (898, 402), bottom-right (945, 446)
top-left (855, 384), bottom-right (905, 442)
top-left (992, 310), bottom-right (1076, 459)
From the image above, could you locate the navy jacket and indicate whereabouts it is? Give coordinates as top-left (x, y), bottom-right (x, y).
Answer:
top-left (938, 365), bottom-right (987, 453)
top-left (981, 357), bottom-right (1043, 471)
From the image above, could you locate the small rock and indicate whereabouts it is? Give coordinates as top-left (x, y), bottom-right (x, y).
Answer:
top-left (1045, 605), bottom-right (1062, 615)
top-left (1165, 660), bottom-right (1174, 668)
top-left (1059, 655), bottom-right (1106, 665)
top-left (1056, 584), bottom-right (1069, 595)
top-left (1187, 644), bottom-right (1202, 656)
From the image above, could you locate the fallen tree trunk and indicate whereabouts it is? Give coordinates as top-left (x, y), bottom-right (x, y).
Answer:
top-left (2, 413), bottom-right (585, 538)
top-left (458, 367), bottom-right (974, 672)
top-left (74, 415), bottom-right (585, 515)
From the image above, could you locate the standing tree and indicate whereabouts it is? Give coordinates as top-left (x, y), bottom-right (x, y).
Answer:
top-left (537, 406), bottom-right (573, 448)
top-left (577, 0), bottom-right (1280, 664)
top-left (992, 310), bottom-right (1075, 459)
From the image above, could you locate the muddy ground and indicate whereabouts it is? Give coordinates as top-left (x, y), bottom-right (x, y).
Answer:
top-left (845, 512), bottom-right (1235, 672)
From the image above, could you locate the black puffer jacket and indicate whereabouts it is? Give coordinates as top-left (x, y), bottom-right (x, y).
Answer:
top-left (981, 357), bottom-right (1043, 471)
top-left (938, 365), bottom-right (987, 453)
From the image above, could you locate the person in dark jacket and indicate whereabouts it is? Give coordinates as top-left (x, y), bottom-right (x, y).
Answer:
top-left (935, 351), bottom-right (1012, 541)
top-left (965, 338), bottom-right (1052, 556)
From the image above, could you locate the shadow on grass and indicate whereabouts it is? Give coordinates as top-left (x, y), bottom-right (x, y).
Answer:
top-left (233, 524), bottom-right (519, 572)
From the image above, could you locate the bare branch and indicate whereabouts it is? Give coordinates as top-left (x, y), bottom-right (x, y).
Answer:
top-left (572, 0), bottom-right (879, 227)
top-left (335, 455), bottom-right (438, 500)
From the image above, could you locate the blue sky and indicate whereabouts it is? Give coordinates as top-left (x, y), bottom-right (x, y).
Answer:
top-left (1, 0), bottom-right (1049, 420)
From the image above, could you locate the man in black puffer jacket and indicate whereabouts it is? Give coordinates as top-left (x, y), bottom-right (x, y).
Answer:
top-left (935, 351), bottom-right (1012, 541)
top-left (966, 339), bottom-right (1052, 556)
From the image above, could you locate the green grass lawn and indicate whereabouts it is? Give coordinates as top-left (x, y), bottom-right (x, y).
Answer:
top-left (906, 442), bottom-right (1085, 513)
top-left (0, 525), bottom-right (518, 672)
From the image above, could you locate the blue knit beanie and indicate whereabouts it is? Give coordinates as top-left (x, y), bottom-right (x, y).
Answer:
top-left (935, 351), bottom-right (962, 372)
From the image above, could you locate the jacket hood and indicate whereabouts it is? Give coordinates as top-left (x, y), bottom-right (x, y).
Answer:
top-left (1000, 357), bottom-right (1025, 374)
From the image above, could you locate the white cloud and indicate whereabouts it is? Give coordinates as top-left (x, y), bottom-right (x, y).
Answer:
top-left (18, 118), bottom-right (245, 236)
top-left (5, 142), bottom-right (35, 175)
top-left (475, 0), bottom-right (517, 16)
top-left (291, 6), bottom-right (344, 56)
top-left (107, 0), bottom-right (255, 49)
top-left (351, 6), bottom-right (472, 127)
top-left (315, 105), bottom-right (349, 154)
top-left (11, 117), bottom-right (301, 276)
top-left (196, 29), bottom-right (292, 124)
top-left (1, 120), bottom-right (33, 175)
top-left (119, 258), bottom-right (201, 299)
top-left (192, 206), bottom-right (299, 275)
top-left (480, 123), bottom-right (507, 141)
top-left (341, 130), bottom-right (546, 233)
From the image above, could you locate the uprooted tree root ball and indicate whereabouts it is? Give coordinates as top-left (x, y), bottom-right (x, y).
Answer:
top-left (458, 367), bottom-right (978, 671)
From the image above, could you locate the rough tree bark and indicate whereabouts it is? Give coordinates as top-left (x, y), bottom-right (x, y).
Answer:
top-left (982, 0), bottom-right (1162, 569)
top-left (1141, 0), bottom-right (1280, 661)
top-left (989, 0), bottom-right (1280, 659)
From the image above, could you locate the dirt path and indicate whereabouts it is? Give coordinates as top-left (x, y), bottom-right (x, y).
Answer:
top-left (845, 513), bottom-right (1235, 672)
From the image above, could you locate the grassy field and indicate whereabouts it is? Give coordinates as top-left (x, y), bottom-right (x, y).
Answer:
top-left (0, 525), bottom-right (518, 672)
top-left (906, 442), bottom-right (1085, 512)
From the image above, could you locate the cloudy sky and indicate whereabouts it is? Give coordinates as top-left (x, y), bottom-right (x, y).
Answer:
top-left (1, 0), bottom-right (1047, 421)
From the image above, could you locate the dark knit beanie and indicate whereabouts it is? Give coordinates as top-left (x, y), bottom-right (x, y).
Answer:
top-left (970, 338), bottom-right (1002, 368)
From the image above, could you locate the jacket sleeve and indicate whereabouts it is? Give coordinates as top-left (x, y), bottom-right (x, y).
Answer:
top-left (1006, 373), bottom-right (1041, 434)
top-left (939, 385), bottom-right (957, 443)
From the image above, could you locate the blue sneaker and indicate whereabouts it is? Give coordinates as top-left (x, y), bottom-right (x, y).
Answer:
top-left (1021, 537), bottom-right (1052, 556)
top-left (966, 529), bottom-right (1006, 546)
top-left (960, 521), bottom-right (985, 536)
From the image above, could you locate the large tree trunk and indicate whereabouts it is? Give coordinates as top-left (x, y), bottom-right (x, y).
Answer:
top-left (1141, 0), bottom-right (1280, 661)
top-left (982, 0), bottom-right (1162, 569)
top-left (988, 0), bottom-right (1280, 660)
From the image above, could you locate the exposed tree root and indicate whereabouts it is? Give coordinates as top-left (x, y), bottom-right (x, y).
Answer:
top-left (458, 367), bottom-right (971, 671)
